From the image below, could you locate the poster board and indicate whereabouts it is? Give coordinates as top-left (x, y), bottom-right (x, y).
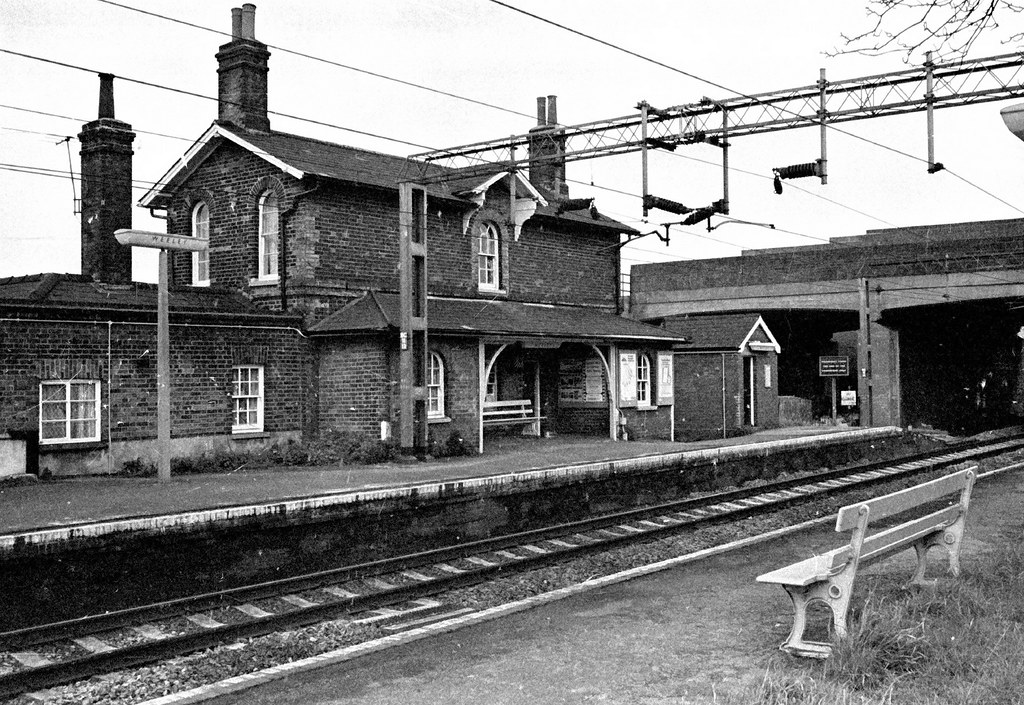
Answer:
top-left (558, 356), bottom-right (607, 407)
top-left (619, 351), bottom-right (637, 407)
top-left (656, 352), bottom-right (674, 404)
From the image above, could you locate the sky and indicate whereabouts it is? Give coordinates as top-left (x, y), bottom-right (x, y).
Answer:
top-left (3, 0), bottom-right (1024, 286)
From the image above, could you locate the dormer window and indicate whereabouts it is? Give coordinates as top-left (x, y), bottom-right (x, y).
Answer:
top-left (191, 202), bottom-right (210, 286)
top-left (476, 221), bottom-right (500, 291)
top-left (258, 191), bottom-right (279, 280)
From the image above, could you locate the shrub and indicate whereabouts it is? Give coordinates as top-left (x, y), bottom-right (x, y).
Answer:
top-left (429, 430), bottom-right (474, 458)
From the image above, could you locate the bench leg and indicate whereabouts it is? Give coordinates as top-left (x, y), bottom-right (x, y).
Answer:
top-left (911, 540), bottom-right (936, 586)
top-left (779, 586), bottom-right (839, 659)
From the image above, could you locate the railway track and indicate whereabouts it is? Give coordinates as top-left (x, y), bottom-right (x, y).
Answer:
top-left (1, 433), bottom-right (1022, 698)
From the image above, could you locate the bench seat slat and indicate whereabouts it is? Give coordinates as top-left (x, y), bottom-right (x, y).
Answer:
top-left (757, 551), bottom-right (846, 587)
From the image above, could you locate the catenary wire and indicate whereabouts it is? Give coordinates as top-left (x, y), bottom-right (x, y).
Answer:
top-left (486, 0), bottom-right (1024, 217)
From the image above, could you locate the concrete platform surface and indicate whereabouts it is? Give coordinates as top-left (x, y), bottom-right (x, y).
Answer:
top-left (190, 465), bottom-right (1024, 705)
top-left (0, 426), bottom-right (858, 534)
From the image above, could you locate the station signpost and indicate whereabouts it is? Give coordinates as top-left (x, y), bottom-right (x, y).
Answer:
top-left (819, 355), bottom-right (850, 424)
top-left (115, 229), bottom-right (208, 482)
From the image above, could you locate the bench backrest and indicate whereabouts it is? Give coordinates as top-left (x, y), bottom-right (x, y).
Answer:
top-left (827, 467), bottom-right (976, 571)
top-left (483, 399), bottom-right (533, 415)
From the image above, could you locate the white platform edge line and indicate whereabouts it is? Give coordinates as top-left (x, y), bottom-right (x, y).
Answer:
top-left (1, 427), bottom-right (902, 549)
top-left (135, 459), bottom-right (1017, 705)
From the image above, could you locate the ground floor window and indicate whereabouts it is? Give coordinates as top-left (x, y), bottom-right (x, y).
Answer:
top-left (232, 365), bottom-right (264, 432)
top-left (428, 353), bottom-right (445, 418)
top-left (637, 354), bottom-right (652, 406)
top-left (39, 380), bottom-right (100, 443)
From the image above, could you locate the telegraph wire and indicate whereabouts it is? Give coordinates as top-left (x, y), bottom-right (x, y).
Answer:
top-left (92, 0), bottom-right (538, 124)
top-left (0, 162), bottom-right (1011, 308)
top-left (0, 48), bottom-right (436, 152)
top-left (487, 0), bottom-right (1024, 217)
top-left (0, 46), bottom-right (901, 231)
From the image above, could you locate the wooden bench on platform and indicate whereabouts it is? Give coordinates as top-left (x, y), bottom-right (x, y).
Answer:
top-left (482, 399), bottom-right (546, 434)
top-left (756, 467), bottom-right (977, 658)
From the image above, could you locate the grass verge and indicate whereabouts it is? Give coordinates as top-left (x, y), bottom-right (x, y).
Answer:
top-left (736, 542), bottom-right (1024, 704)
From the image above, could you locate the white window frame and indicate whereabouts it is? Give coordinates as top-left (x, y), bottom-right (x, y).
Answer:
top-left (191, 202), bottom-right (210, 286)
top-left (39, 379), bottom-right (101, 444)
top-left (258, 192), bottom-right (279, 281)
top-left (637, 354), bottom-right (652, 407)
top-left (232, 365), bottom-right (264, 433)
top-left (427, 353), bottom-right (445, 419)
top-left (476, 221), bottom-right (500, 291)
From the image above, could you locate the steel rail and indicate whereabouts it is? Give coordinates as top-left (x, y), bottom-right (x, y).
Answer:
top-left (0, 432), bottom-right (1020, 697)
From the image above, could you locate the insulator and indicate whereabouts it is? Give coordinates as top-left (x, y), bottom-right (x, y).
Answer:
top-left (681, 206), bottom-right (715, 226)
top-left (643, 194), bottom-right (693, 215)
top-left (555, 198), bottom-right (595, 213)
top-left (774, 162), bottom-right (819, 180)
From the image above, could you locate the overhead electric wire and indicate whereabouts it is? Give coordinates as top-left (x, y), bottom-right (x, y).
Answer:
top-left (92, 0), bottom-right (538, 124)
top-left (0, 48), bottom-right (436, 152)
top-left (487, 0), bottom-right (1024, 217)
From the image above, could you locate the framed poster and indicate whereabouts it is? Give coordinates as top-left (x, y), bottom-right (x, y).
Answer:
top-left (656, 352), bottom-right (674, 404)
top-left (619, 351), bottom-right (637, 406)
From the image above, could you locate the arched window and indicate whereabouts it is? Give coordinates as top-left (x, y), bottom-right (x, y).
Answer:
top-left (476, 221), bottom-right (500, 291)
top-left (191, 202), bottom-right (210, 286)
top-left (258, 191), bottom-right (279, 280)
top-left (427, 353), bottom-right (445, 418)
top-left (637, 354), bottom-right (651, 406)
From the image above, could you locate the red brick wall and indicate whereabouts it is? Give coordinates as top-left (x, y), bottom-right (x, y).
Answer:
top-left (316, 335), bottom-right (393, 435)
top-left (0, 316), bottom-right (310, 469)
top-left (166, 145), bottom-right (623, 315)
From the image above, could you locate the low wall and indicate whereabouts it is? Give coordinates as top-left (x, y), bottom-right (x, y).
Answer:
top-left (0, 428), bottom-right (935, 629)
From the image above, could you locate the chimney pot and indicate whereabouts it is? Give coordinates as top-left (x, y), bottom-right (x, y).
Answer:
top-left (546, 95), bottom-right (558, 125)
top-left (536, 97), bottom-right (546, 126)
top-left (97, 73), bottom-right (115, 119)
top-left (241, 3), bottom-right (256, 40)
top-left (231, 7), bottom-right (242, 39)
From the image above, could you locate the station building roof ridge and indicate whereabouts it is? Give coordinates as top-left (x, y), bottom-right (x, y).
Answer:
top-left (310, 291), bottom-right (685, 343)
top-left (662, 313), bottom-right (779, 352)
top-left (140, 123), bottom-right (637, 234)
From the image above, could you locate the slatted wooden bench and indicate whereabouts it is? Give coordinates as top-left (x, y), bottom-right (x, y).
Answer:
top-left (482, 399), bottom-right (546, 433)
top-left (756, 467), bottom-right (977, 658)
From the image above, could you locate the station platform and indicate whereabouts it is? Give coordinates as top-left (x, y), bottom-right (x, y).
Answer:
top-left (0, 426), bottom-right (899, 539)
top-left (153, 444), bottom-right (1024, 705)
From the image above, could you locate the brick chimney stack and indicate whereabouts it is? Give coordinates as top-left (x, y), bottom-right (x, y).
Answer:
top-left (216, 4), bottom-right (271, 132)
top-left (78, 72), bottom-right (135, 284)
top-left (528, 95), bottom-right (569, 198)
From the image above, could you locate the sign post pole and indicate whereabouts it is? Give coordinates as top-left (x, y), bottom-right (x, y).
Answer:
top-left (115, 229), bottom-right (208, 482)
top-left (819, 355), bottom-right (850, 426)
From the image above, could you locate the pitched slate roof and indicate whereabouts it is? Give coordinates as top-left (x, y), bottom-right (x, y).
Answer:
top-left (0, 273), bottom-right (295, 321)
top-left (140, 124), bottom-right (637, 234)
top-left (662, 313), bottom-right (779, 352)
top-left (311, 291), bottom-right (685, 343)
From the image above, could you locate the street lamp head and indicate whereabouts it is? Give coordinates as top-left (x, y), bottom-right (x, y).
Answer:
top-left (1000, 103), bottom-right (1024, 142)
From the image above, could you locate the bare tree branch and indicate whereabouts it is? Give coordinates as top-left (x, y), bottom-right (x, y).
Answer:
top-left (830, 0), bottom-right (1024, 62)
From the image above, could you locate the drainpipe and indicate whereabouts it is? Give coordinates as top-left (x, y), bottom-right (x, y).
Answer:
top-left (721, 352), bottom-right (727, 439)
top-left (279, 176), bottom-right (320, 311)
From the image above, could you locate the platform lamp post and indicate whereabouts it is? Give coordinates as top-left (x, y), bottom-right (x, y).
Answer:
top-left (114, 229), bottom-right (208, 482)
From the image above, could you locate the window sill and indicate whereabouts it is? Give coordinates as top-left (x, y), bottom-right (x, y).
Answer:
top-left (231, 430), bottom-right (269, 440)
top-left (39, 440), bottom-right (106, 452)
top-left (427, 416), bottom-right (451, 424)
top-left (248, 278), bottom-right (279, 288)
top-left (636, 405), bottom-right (658, 412)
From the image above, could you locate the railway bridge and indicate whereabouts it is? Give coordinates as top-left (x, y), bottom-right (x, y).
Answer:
top-left (630, 218), bottom-right (1024, 433)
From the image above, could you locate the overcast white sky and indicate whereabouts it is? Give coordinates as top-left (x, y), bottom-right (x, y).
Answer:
top-left (3, 0), bottom-right (1024, 284)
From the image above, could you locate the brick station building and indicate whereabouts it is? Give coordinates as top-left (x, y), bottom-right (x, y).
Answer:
top-left (1, 5), bottom-right (682, 475)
